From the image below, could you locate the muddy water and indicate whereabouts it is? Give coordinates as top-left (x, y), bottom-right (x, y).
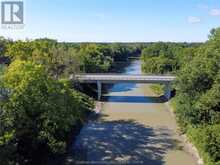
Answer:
top-left (73, 60), bottom-right (197, 165)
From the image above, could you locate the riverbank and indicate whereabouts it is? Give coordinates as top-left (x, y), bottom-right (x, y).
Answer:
top-left (165, 100), bottom-right (203, 165)
top-left (149, 84), bottom-right (203, 164)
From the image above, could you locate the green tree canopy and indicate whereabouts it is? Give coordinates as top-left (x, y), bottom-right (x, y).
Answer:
top-left (0, 60), bottom-right (94, 164)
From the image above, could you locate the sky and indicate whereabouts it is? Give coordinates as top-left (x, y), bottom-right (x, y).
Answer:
top-left (0, 0), bottom-right (220, 42)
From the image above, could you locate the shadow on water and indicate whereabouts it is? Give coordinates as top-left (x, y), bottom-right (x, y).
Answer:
top-left (105, 83), bottom-right (137, 93)
top-left (102, 95), bottom-right (166, 103)
top-left (68, 119), bottom-right (180, 165)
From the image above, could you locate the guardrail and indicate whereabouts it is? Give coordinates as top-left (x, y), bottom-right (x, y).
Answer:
top-left (71, 74), bottom-right (176, 84)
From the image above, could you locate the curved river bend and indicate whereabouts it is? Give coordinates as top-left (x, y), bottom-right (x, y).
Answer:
top-left (72, 60), bottom-right (197, 165)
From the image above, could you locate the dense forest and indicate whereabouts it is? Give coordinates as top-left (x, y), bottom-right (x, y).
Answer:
top-left (141, 42), bottom-right (201, 74)
top-left (0, 39), bottom-right (141, 164)
top-left (141, 28), bottom-right (220, 165)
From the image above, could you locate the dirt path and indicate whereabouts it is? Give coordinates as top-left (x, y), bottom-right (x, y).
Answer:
top-left (71, 84), bottom-right (197, 165)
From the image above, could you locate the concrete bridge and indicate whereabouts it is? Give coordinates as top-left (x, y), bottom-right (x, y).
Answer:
top-left (71, 74), bottom-right (176, 100)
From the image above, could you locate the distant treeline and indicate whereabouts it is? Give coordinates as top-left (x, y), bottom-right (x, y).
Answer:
top-left (0, 39), bottom-right (144, 78)
top-left (141, 28), bottom-right (220, 165)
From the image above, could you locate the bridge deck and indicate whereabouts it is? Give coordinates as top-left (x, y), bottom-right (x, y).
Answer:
top-left (72, 74), bottom-right (176, 84)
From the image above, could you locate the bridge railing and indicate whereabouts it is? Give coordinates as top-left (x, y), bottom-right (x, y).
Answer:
top-left (71, 73), bottom-right (176, 76)
top-left (70, 74), bottom-right (176, 83)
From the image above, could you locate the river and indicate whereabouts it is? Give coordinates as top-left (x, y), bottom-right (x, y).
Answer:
top-left (72, 60), bottom-right (197, 165)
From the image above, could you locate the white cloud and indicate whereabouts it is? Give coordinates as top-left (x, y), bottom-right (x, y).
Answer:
top-left (187, 16), bottom-right (201, 24)
top-left (209, 9), bottom-right (220, 16)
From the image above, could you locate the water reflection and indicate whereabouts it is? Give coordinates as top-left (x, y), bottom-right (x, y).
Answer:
top-left (124, 60), bottom-right (142, 74)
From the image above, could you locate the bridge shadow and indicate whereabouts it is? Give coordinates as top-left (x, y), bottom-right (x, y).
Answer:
top-left (102, 95), bottom-right (167, 103)
top-left (69, 119), bottom-right (181, 165)
top-left (105, 83), bottom-right (137, 93)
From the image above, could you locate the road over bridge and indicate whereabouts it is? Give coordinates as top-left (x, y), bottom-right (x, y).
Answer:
top-left (71, 74), bottom-right (176, 100)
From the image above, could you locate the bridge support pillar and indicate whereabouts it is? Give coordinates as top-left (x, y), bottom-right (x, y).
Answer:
top-left (164, 83), bottom-right (171, 100)
top-left (97, 81), bottom-right (102, 100)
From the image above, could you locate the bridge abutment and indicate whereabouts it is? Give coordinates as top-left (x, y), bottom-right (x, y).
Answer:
top-left (164, 83), bottom-right (171, 100)
top-left (97, 81), bottom-right (102, 100)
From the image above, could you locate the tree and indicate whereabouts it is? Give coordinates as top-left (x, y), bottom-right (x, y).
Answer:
top-left (174, 28), bottom-right (220, 128)
top-left (78, 44), bottom-right (113, 73)
top-left (6, 41), bottom-right (33, 60)
top-left (141, 42), bottom-right (190, 74)
top-left (0, 37), bottom-right (12, 57)
top-left (0, 60), bottom-right (94, 164)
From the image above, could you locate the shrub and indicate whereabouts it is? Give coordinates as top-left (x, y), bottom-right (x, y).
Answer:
top-left (150, 84), bottom-right (164, 96)
top-left (188, 125), bottom-right (220, 165)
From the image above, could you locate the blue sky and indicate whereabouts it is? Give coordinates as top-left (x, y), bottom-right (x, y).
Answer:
top-left (1, 0), bottom-right (220, 42)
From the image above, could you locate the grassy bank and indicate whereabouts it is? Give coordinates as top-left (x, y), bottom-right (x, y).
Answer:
top-left (149, 84), bottom-right (164, 96)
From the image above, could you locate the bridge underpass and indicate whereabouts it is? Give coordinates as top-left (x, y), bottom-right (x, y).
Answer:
top-left (71, 74), bottom-right (176, 100)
